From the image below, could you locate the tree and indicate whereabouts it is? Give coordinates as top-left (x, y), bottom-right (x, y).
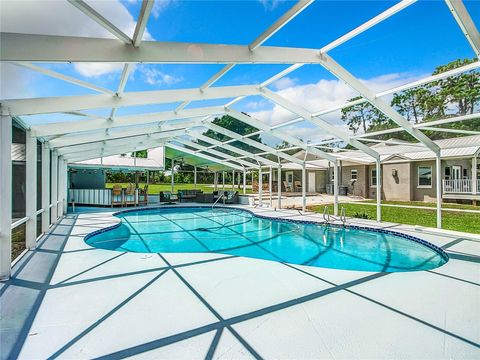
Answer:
top-left (131, 150), bottom-right (148, 158)
top-left (341, 96), bottom-right (389, 134)
top-left (200, 114), bottom-right (263, 155)
top-left (434, 58), bottom-right (480, 115)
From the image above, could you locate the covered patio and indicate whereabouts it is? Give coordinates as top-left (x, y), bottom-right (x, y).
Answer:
top-left (1, 0), bottom-right (480, 358)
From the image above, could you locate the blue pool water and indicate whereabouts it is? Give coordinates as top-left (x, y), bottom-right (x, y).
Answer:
top-left (85, 207), bottom-right (447, 272)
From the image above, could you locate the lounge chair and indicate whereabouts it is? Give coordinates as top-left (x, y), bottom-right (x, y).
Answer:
top-left (178, 189), bottom-right (203, 202)
top-left (160, 191), bottom-right (179, 204)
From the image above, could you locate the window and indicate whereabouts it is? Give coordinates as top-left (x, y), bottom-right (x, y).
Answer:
top-left (351, 169), bottom-right (358, 180)
top-left (463, 168), bottom-right (468, 179)
top-left (370, 168), bottom-right (377, 186)
top-left (418, 166), bottom-right (432, 187)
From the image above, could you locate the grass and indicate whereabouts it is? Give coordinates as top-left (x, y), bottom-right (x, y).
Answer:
top-left (361, 199), bottom-right (480, 211)
top-left (106, 183), bottom-right (253, 194)
top-left (309, 203), bottom-right (480, 234)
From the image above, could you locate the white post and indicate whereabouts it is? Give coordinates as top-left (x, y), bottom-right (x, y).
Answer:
top-left (243, 170), bottom-right (246, 194)
top-left (146, 169), bottom-right (149, 186)
top-left (376, 158), bottom-right (382, 222)
top-left (436, 153), bottom-right (442, 228)
top-left (472, 155), bottom-right (478, 194)
top-left (194, 166), bottom-right (197, 189)
top-left (301, 162), bottom-right (306, 212)
top-left (277, 165), bottom-right (282, 209)
top-left (41, 143), bottom-right (51, 233)
top-left (222, 171), bottom-right (225, 190)
top-left (333, 161), bottom-right (339, 216)
top-left (63, 159), bottom-right (68, 215)
top-left (269, 166), bottom-right (273, 207)
top-left (171, 159), bottom-right (174, 192)
top-left (25, 131), bottom-right (37, 249)
top-left (232, 170), bottom-right (235, 190)
top-left (0, 115), bottom-right (12, 280)
top-left (214, 172), bottom-right (218, 191)
top-left (57, 157), bottom-right (64, 219)
top-left (258, 167), bottom-right (263, 206)
top-left (51, 151), bottom-right (58, 224)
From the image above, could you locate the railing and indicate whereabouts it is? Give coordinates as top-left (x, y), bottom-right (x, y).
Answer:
top-left (443, 179), bottom-right (473, 193)
top-left (212, 192), bottom-right (225, 209)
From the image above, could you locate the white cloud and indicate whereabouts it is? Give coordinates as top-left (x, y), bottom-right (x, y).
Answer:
top-left (0, 63), bottom-right (37, 99)
top-left (258, 0), bottom-right (281, 11)
top-left (272, 76), bottom-right (297, 90)
top-left (248, 72), bottom-right (426, 143)
top-left (152, 0), bottom-right (174, 18)
top-left (138, 65), bottom-right (183, 86)
top-left (0, 0), bottom-right (155, 78)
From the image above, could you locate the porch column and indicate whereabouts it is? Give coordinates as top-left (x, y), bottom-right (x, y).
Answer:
top-left (333, 161), bottom-right (339, 216)
top-left (51, 151), bottom-right (58, 225)
top-left (232, 170), bottom-right (235, 190)
top-left (193, 166), bottom-right (197, 189)
top-left (302, 162), bottom-right (306, 212)
top-left (258, 167), bottom-right (263, 206)
top-left (376, 158), bottom-right (381, 222)
top-left (269, 166), bottom-right (273, 208)
top-left (436, 154), bottom-right (442, 228)
top-left (171, 159), bottom-right (174, 192)
top-left (26, 131), bottom-right (37, 249)
top-left (0, 115), bottom-right (12, 280)
top-left (41, 143), bottom-right (51, 233)
top-left (277, 165), bottom-right (282, 209)
top-left (472, 154), bottom-right (478, 195)
top-left (242, 170), bottom-right (246, 194)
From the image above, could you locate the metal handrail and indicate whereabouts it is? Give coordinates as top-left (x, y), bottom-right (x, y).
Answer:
top-left (323, 206), bottom-right (347, 226)
top-left (212, 193), bottom-right (225, 209)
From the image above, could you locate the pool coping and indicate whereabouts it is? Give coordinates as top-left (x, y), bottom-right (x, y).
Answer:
top-left (84, 205), bottom-right (449, 263)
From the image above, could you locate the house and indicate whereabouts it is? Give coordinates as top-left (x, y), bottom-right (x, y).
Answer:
top-left (293, 135), bottom-right (480, 204)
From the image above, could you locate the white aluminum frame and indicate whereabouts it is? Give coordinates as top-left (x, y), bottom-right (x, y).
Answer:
top-left (1, 0), bottom-right (479, 278)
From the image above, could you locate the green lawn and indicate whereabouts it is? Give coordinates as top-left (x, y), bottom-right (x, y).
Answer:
top-left (106, 183), bottom-right (253, 194)
top-left (309, 203), bottom-right (480, 234)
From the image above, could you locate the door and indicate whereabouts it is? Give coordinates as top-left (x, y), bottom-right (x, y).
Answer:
top-left (451, 166), bottom-right (462, 192)
top-left (308, 172), bottom-right (316, 192)
top-left (452, 166), bottom-right (461, 180)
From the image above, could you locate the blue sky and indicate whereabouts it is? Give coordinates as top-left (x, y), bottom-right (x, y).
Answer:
top-left (0, 0), bottom-right (478, 142)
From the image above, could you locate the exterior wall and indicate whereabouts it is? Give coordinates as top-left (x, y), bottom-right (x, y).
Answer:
top-left (382, 162), bottom-right (412, 201)
top-left (412, 160), bottom-right (437, 202)
top-left (70, 168), bottom-right (106, 189)
top-left (314, 170), bottom-right (327, 193)
top-left (340, 165), bottom-right (368, 197)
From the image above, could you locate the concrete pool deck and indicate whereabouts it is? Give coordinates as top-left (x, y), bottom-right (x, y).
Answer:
top-left (1, 205), bottom-right (479, 359)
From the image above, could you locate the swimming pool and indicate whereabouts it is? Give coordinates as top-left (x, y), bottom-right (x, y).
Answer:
top-left (85, 207), bottom-right (448, 272)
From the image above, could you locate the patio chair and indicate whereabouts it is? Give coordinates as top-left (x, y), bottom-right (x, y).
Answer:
top-left (160, 191), bottom-right (178, 204)
top-left (111, 185), bottom-right (123, 207)
top-left (294, 181), bottom-right (302, 192)
top-left (138, 184), bottom-right (148, 206)
top-left (124, 184), bottom-right (136, 206)
top-left (283, 181), bottom-right (292, 192)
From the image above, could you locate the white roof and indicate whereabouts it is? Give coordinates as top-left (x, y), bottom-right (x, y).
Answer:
top-left (297, 135), bottom-right (480, 165)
